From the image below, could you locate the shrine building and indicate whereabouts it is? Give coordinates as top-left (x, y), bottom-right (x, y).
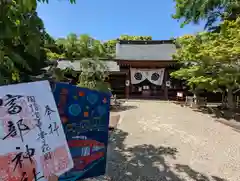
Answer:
top-left (113, 40), bottom-right (182, 100)
top-left (56, 40), bottom-right (186, 100)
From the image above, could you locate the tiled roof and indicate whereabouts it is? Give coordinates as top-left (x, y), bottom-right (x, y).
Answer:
top-left (118, 40), bottom-right (174, 44)
top-left (56, 60), bottom-right (120, 72)
top-left (116, 40), bottom-right (176, 61)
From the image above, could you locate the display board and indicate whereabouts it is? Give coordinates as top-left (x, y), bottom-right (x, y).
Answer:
top-left (0, 81), bottom-right (73, 181)
top-left (52, 83), bottom-right (110, 181)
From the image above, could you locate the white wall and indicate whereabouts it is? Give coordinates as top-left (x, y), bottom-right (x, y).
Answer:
top-left (116, 43), bottom-right (176, 60)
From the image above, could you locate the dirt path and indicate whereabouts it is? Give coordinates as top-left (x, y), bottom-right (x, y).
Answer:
top-left (103, 100), bottom-right (240, 181)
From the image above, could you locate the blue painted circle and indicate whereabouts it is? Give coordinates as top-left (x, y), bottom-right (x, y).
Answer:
top-left (68, 104), bottom-right (81, 116)
top-left (87, 93), bottom-right (98, 105)
top-left (97, 105), bottom-right (106, 116)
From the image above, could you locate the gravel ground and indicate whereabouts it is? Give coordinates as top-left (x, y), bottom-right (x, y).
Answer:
top-left (87, 100), bottom-right (240, 181)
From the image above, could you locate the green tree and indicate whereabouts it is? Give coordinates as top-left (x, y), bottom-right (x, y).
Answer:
top-left (56, 34), bottom-right (107, 60)
top-left (171, 18), bottom-right (240, 108)
top-left (77, 58), bottom-right (110, 92)
top-left (77, 34), bottom-right (105, 59)
top-left (173, 0), bottom-right (240, 30)
top-left (119, 35), bottom-right (152, 41)
top-left (91, 39), bottom-right (106, 58)
top-left (17, 0), bottom-right (76, 11)
top-left (50, 34), bottom-right (110, 90)
top-left (0, 0), bottom-right (75, 84)
top-left (103, 35), bottom-right (152, 57)
top-left (56, 33), bottom-right (81, 59)
top-left (103, 39), bottom-right (118, 57)
top-left (0, 1), bottom-right (47, 84)
top-left (43, 32), bottom-right (66, 60)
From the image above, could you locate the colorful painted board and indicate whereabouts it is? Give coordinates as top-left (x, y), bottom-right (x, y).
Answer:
top-left (52, 83), bottom-right (110, 181)
top-left (0, 81), bottom-right (73, 181)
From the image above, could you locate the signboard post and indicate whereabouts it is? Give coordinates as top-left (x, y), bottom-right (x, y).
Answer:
top-left (0, 81), bottom-right (73, 181)
top-left (53, 83), bottom-right (110, 181)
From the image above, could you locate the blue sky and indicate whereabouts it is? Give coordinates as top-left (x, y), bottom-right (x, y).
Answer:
top-left (37, 0), bottom-right (205, 40)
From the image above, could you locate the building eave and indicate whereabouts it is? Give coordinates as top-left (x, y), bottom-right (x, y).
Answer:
top-left (117, 40), bottom-right (175, 45)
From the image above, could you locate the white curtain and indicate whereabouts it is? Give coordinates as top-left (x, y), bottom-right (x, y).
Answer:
top-left (130, 68), bottom-right (146, 84)
top-left (130, 68), bottom-right (165, 85)
top-left (146, 69), bottom-right (165, 86)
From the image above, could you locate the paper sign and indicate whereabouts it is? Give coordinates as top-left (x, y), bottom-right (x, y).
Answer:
top-left (177, 92), bottom-right (183, 97)
top-left (52, 83), bottom-right (110, 181)
top-left (0, 81), bottom-right (73, 181)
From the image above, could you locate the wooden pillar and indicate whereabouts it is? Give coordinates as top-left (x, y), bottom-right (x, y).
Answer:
top-left (163, 68), bottom-right (168, 100)
top-left (121, 66), bottom-right (130, 99)
top-left (125, 73), bottom-right (130, 99)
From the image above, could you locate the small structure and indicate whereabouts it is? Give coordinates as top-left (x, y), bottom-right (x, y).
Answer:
top-left (55, 59), bottom-right (127, 98)
top-left (115, 40), bottom-right (181, 99)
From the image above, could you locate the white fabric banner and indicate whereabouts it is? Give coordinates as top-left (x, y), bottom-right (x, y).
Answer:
top-left (130, 68), bottom-right (165, 85)
top-left (130, 68), bottom-right (146, 84)
top-left (146, 69), bottom-right (165, 85)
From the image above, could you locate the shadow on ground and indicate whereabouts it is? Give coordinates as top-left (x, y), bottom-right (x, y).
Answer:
top-left (193, 107), bottom-right (240, 132)
top-left (193, 106), bottom-right (240, 121)
top-left (110, 105), bottom-right (138, 113)
top-left (104, 129), bottom-right (226, 181)
top-left (173, 101), bottom-right (240, 122)
top-left (172, 101), bottom-right (185, 107)
top-left (173, 101), bottom-right (240, 132)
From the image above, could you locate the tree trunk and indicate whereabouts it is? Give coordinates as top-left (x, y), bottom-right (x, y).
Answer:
top-left (193, 90), bottom-right (200, 104)
top-left (221, 91), bottom-right (225, 103)
top-left (191, 90), bottom-right (200, 108)
top-left (227, 87), bottom-right (235, 109)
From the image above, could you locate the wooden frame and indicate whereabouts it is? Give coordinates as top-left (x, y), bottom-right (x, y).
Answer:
top-left (115, 60), bottom-right (176, 68)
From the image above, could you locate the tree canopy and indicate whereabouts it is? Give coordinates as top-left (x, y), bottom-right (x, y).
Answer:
top-left (53, 34), bottom-right (107, 60)
top-left (77, 58), bottom-right (110, 92)
top-left (171, 17), bottom-right (240, 108)
top-left (0, 0), bottom-right (154, 88)
top-left (0, 1), bottom-right (47, 84)
top-left (103, 35), bottom-right (152, 57)
top-left (45, 34), bottom-right (153, 61)
top-left (16, 0), bottom-right (76, 11)
top-left (0, 0), bottom-right (76, 85)
top-left (173, 0), bottom-right (240, 30)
